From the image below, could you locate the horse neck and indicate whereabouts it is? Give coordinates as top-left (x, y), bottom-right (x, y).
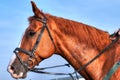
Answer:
top-left (54, 30), bottom-right (113, 79)
top-left (47, 15), bottom-right (120, 79)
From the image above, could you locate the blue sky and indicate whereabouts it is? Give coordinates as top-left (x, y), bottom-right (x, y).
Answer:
top-left (0, 0), bottom-right (120, 80)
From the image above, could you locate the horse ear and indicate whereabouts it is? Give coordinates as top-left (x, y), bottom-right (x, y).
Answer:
top-left (31, 1), bottom-right (43, 17)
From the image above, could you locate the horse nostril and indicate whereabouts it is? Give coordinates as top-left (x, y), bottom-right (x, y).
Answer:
top-left (10, 65), bottom-right (15, 71)
top-left (8, 65), bottom-right (17, 74)
top-left (11, 65), bottom-right (18, 74)
top-left (10, 66), bottom-right (13, 70)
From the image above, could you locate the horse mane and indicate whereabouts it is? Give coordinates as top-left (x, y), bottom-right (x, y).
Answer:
top-left (29, 13), bottom-right (111, 51)
top-left (46, 14), bottom-right (112, 51)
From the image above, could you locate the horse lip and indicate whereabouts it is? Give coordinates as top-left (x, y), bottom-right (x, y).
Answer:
top-left (12, 72), bottom-right (23, 79)
top-left (11, 72), bottom-right (27, 79)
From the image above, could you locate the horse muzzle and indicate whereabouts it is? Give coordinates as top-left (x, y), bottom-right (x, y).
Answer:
top-left (7, 63), bottom-right (27, 79)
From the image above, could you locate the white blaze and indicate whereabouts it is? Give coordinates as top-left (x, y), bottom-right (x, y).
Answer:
top-left (8, 38), bottom-right (22, 67)
top-left (8, 53), bottom-right (17, 66)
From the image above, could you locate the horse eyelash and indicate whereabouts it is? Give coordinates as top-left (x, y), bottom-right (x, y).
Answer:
top-left (28, 30), bottom-right (36, 37)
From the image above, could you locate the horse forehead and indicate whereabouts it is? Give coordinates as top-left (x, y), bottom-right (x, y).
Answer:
top-left (28, 21), bottom-right (42, 30)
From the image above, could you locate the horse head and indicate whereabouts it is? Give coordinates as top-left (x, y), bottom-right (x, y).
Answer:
top-left (8, 1), bottom-right (120, 80)
top-left (7, 1), bottom-right (56, 79)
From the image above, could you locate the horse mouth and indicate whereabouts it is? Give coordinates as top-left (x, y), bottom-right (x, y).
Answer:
top-left (7, 65), bottom-right (27, 79)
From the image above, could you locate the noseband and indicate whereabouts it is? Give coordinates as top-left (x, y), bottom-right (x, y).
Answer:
top-left (14, 16), bottom-right (56, 71)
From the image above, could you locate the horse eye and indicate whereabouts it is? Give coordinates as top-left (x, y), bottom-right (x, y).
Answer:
top-left (29, 31), bottom-right (36, 36)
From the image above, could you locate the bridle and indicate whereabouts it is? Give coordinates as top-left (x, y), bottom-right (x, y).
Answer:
top-left (14, 16), bottom-right (56, 71)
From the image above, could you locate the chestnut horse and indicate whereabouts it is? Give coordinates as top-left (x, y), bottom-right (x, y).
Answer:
top-left (8, 1), bottom-right (120, 80)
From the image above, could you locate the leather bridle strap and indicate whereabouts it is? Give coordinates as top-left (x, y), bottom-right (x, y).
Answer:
top-left (35, 16), bottom-right (56, 46)
top-left (31, 23), bottom-right (46, 54)
top-left (14, 48), bottom-right (35, 58)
